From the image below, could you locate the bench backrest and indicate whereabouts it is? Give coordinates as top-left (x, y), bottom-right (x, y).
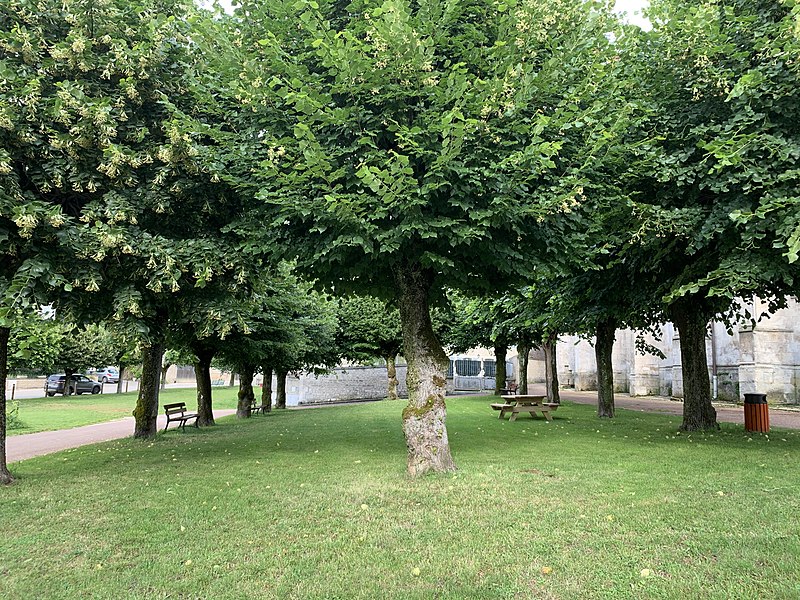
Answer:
top-left (164, 402), bottom-right (187, 415)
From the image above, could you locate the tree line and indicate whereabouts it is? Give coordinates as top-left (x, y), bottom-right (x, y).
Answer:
top-left (1, 0), bottom-right (798, 483)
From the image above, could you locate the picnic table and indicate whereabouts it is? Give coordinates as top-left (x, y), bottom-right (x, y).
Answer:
top-left (490, 395), bottom-right (559, 422)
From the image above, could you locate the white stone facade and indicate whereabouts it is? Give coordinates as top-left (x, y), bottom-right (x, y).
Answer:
top-left (512, 298), bottom-right (800, 404)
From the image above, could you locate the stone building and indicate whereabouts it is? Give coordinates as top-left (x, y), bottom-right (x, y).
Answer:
top-left (514, 297), bottom-right (800, 404)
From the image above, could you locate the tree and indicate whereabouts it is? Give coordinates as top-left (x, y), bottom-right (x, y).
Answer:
top-left (48, 322), bottom-right (118, 395)
top-left (7, 310), bottom-right (63, 376)
top-left (622, 0), bottom-right (800, 430)
top-left (208, 271), bottom-right (339, 417)
top-left (0, 0), bottom-right (251, 446)
top-left (227, 0), bottom-right (628, 474)
top-left (444, 292), bottom-right (512, 395)
top-left (336, 294), bottom-right (403, 399)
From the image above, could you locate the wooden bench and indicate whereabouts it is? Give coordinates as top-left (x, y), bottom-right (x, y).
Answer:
top-left (163, 402), bottom-right (199, 432)
top-left (249, 398), bottom-right (264, 415)
top-left (491, 402), bottom-right (515, 418)
top-left (493, 395), bottom-right (560, 421)
top-left (499, 382), bottom-right (518, 395)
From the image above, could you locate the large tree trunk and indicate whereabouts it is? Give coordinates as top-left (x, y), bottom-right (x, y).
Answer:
top-left (543, 336), bottom-right (560, 403)
top-left (0, 327), bottom-right (14, 484)
top-left (275, 369), bottom-right (287, 409)
top-left (394, 264), bottom-right (456, 476)
top-left (193, 345), bottom-right (215, 426)
top-left (260, 365), bottom-right (273, 412)
top-left (518, 340), bottom-right (530, 395)
top-left (133, 340), bottom-right (165, 438)
top-left (670, 298), bottom-right (718, 431)
top-left (237, 365), bottom-right (256, 418)
top-left (386, 354), bottom-right (399, 400)
top-left (595, 318), bottom-right (616, 418)
top-left (493, 345), bottom-right (507, 395)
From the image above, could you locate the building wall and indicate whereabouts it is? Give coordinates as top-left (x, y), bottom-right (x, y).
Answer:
top-left (542, 297), bottom-right (800, 404)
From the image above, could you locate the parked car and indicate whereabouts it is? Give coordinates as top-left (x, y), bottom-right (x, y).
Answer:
top-left (45, 374), bottom-right (102, 396)
top-left (93, 366), bottom-right (120, 384)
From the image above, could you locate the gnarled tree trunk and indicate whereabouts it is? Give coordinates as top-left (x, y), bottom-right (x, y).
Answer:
top-left (518, 340), bottom-right (530, 395)
top-left (133, 339), bottom-right (165, 438)
top-left (237, 365), bottom-right (256, 418)
top-left (543, 336), bottom-right (560, 403)
top-left (386, 354), bottom-right (399, 400)
top-left (395, 264), bottom-right (456, 476)
top-left (0, 327), bottom-right (14, 484)
top-left (493, 345), bottom-right (507, 395)
top-left (192, 344), bottom-right (216, 426)
top-left (670, 298), bottom-right (718, 431)
top-left (275, 369), bottom-right (287, 409)
top-left (261, 365), bottom-right (273, 412)
top-left (595, 318), bottom-right (616, 418)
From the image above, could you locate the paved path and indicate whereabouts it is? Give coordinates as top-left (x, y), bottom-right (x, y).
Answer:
top-left (7, 409), bottom-right (236, 463)
top-left (550, 388), bottom-right (800, 430)
top-left (9, 390), bottom-right (800, 464)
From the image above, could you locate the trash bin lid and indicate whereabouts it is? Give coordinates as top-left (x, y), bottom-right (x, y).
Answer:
top-left (743, 393), bottom-right (767, 404)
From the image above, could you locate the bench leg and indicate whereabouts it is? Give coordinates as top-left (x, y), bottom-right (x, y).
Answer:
top-left (541, 411), bottom-right (552, 422)
top-left (509, 410), bottom-right (519, 422)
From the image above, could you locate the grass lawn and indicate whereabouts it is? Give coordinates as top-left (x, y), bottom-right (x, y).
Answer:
top-left (2, 396), bottom-right (799, 599)
top-left (8, 387), bottom-right (240, 435)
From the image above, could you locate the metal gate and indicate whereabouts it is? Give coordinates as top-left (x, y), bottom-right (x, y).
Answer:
top-left (450, 357), bottom-right (514, 391)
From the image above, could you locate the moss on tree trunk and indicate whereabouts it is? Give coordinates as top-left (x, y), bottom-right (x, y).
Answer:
top-left (386, 354), bottom-right (399, 400)
top-left (261, 365), bottom-right (273, 412)
top-left (237, 365), bottom-right (256, 418)
top-left (275, 369), bottom-right (287, 409)
top-left (670, 298), bottom-right (718, 431)
top-left (193, 348), bottom-right (215, 426)
top-left (595, 318), bottom-right (616, 418)
top-left (0, 326), bottom-right (14, 484)
top-left (133, 340), bottom-right (165, 439)
top-left (543, 337), bottom-right (560, 403)
top-left (394, 264), bottom-right (456, 476)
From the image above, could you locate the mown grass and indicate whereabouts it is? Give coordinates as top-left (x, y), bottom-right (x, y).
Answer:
top-left (2, 396), bottom-right (799, 599)
top-left (9, 387), bottom-right (240, 435)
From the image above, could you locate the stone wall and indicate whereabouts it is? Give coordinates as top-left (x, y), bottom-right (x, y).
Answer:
top-left (262, 365), bottom-right (408, 407)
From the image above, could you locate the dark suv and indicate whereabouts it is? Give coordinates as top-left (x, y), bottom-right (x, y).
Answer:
top-left (45, 374), bottom-right (102, 396)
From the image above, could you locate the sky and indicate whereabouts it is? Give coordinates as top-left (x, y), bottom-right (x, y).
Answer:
top-left (209, 0), bottom-right (652, 28)
top-left (614, 0), bottom-right (651, 30)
